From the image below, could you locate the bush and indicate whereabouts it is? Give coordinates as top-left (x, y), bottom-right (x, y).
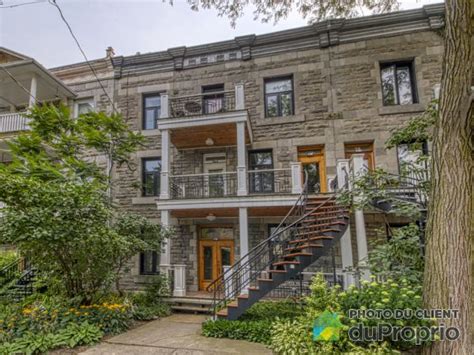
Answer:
top-left (0, 322), bottom-right (103, 355)
top-left (132, 303), bottom-right (171, 321)
top-left (269, 274), bottom-right (432, 354)
top-left (0, 250), bottom-right (18, 269)
top-left (202, 319), bottom-right (273, 345)
top-left (240, 300), bottom-right (303, 321)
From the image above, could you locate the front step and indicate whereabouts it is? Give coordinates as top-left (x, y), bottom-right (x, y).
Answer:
top-left (164, 296), bottom-right (214, 314)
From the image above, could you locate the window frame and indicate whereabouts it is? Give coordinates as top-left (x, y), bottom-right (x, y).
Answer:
top-left (142, 93), bottom-right (162, 130)
top-left (248, 149), bottom-right (274, 193)
top-left (142, 157), bottom-right (161, 197)
top-left (264, 75), bottom-right (295, 118)
top-left (73, 97), bottom-right (95, 118)
top-left (380, 60), bottom-right (418, 106)
top-left (396, 140), bottom-right (429, 175)
top-left (139, 251), bottom-right (160, 275)
top-left (202, 84), bottom-right (225, 114)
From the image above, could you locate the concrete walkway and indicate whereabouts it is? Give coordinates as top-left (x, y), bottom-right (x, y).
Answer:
top-left (80, 314), bottom-right (272, 355)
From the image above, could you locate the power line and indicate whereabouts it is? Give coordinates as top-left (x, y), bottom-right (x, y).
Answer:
top-left (0, 65), bottom-right (39, 104)
top-left (48, 0), bottom-right (117, 113)
top-left (0, 0), bottom-right (46, 9)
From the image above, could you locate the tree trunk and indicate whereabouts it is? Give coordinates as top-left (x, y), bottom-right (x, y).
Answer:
top-left (423, 0), bottom-right (473, 354)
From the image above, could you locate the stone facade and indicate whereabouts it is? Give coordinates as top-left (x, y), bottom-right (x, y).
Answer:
top-left (49, 4), bottom-right (444, 292)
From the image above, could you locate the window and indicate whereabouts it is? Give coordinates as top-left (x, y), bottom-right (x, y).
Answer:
top-left (140, 251), bottom-right (159, 275)
top-left (344, 142), bottom-right (375, 170)
top-left (143, 93), bottom-right (161, 130)
top-left (142, 158), bottom-right (161, 196)
top-left (249, 150), bottom-right (274, 193)
top-left (380, 61), bottom-right (417, 106)
top-left (74, 98), bottom-right (94, 117)
top-left (397, 141), bottom-right (428, 176)
top-left (202, 84), bottom-right (224, 114)
top-left (264, 76), bottom-right (294, 117)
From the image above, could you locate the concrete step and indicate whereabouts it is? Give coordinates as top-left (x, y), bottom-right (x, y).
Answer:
top-left (171, 305), bottom-right (212, 314)
top-left (164, 296), bottom-right (214, 314)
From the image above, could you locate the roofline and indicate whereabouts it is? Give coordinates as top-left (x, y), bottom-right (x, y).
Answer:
top-left (1, 59), bottom-right (76, 98)
top-left (0, 46), bottom-right (32, 62)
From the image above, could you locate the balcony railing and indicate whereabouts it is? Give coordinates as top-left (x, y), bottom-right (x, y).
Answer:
top-left (0, 112), bottom-right (29, 134)
top-left (170, 172), bottom-right (238, 199)
top-left (169, 90), bottom-right (236, 118)
top-left (248, 168), bottom-right (292, 195)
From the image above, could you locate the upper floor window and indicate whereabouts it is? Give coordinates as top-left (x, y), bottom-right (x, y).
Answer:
top-left (380, 61), bottom-right (418, 106)
top-left (143, 93), bottom-right (161, 130)
top-left (74, 98), bottom-right (95, 118)
top-left (264, 76), bottom-right (294, 117)
top-left (142, 158), bottom-right (161, 196)
top-left (202, 84), bottom-right (224, 114)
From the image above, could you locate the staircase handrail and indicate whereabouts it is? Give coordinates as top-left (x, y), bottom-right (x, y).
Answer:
top-left (0, 258), bottom-right (22, 287)
top-left (208, 172), bottom-right (350, 316)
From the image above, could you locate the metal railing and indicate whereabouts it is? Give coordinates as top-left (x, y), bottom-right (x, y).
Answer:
top-left (0, 258), bottom-right (22, 288)
top-left (169, 171), bottom-right (238, 199)
top-left (248, 168), bottom-right (292, 195)
top-left (0, 112), bottom-right (29, 133)
top-left (169, 91), bottom-right (236, 118)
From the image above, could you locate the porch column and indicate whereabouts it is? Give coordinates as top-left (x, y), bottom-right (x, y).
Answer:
top-left (160, 129), bottom-right (170, 200)
top-left (236, 121), bottom-right (248, 196)
top-left (351, 154), bottom-right (370, 281)
top-left (160, 94), bottom-right (169, 119)
top-left (337, 159), bottom-right (355, 287)
top-left (28, 75), bottom-right (37, 108)
top-left (290, 162), bottom-right (303, 194)
top-left (160, 210), bottom-right (172, 269)
top-left (239, 207), bottom-right (249, 293)
top-left (235, 83), bottom-right (245, 110)
top-left (173, 264), bottom-right (186, 297)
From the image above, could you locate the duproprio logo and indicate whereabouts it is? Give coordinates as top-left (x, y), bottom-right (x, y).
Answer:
top-left (313, 310), bottom-right (343, 341)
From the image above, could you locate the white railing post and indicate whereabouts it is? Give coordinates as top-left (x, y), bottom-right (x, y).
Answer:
top-left (290, 162), bottom-right (303, 194)
top-left (239, 207), bottom-right (249, 294)
top-left (350, 154), bottom-right (370, 282)
top-left (160, 94), bottom-right (169, 119)
top-left (173, 264), bottom-right (186, 297)
top-left (160, 129), bottom-right (170, 200)
top-left (236, 121), bottom-right (248, 196)
top-left (223, 265), bottom-right (233, 299)
top-left (336, 159), bottom-right (355, 288)
top-left (235, 83), bottom-right (244, 110)
top-left (28, 75), bottom-right (37, 108)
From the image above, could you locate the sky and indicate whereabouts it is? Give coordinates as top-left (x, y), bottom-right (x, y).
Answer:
top-left (0, 0), bottom-right (442, 68)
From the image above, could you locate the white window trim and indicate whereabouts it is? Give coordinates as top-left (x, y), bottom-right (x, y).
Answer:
top-left (73, 98), bottom-right (95, 118)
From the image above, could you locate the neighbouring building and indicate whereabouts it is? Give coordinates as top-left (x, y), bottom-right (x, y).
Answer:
top-left (1, 4), bottom-right (444, 297)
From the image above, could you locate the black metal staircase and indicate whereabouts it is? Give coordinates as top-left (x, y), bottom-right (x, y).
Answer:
top-left (0, 258), bottom-right (37, 301)
top-left (207, 177), bottom-right (350, 320)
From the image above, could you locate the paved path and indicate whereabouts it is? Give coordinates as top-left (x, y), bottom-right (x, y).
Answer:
top-left (80, 314), bottom-right (272, 355)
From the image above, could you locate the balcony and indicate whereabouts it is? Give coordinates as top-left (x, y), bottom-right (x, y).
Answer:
top-left (169, 90), bottom-right (236, 118)
top-left (0, 112), bottom-right (29, 134)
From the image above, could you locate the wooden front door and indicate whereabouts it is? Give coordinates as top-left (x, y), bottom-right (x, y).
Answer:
top-left (298, 146), bottom-right (327, 193)
top-left (199, 239), bottom-right (234, 291)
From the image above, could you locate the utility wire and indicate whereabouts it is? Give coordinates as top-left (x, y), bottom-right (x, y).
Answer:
top-left (0, 0), bottom-right (46, 9)
top-left (0, 65), bottom-right (39, 104)
top-left (48, 0), bottom-right (117, 113)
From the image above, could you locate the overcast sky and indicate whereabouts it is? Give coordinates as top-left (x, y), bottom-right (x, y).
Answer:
top-left (0, 0), bottom-right (441, 68)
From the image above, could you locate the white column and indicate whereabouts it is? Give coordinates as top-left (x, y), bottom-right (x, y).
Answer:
top-left (239, 207), bottom-right (249, 293)
top-left (235, 83), bottom-right (244, 110)
top-left (336, 159), bottom-right (355, 287)
top-left (160, 94), bottom-right (169, 119)
top-left (173, 264), bottom-right (186, 297)
top-left (290, 162), bottom-right (303, 194)
top-left (28, 75), bottom-right (37, 108)
top-left (236, 121), bottom-right (248, 196)
top-left (160, 129), bottom-right (170, 199)
top-left (351, 154), bottom-right (370, 281)
top-left (160, 210), bottom-right (171, 268)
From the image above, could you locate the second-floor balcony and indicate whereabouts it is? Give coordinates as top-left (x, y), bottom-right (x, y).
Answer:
top-left (169, 168), bottom-right (294, 200)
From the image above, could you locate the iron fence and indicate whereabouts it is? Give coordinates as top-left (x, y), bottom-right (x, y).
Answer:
top-left (248, 168), bottom-right (292, 195)
top-left (169, 91), bottom-right (236, 118)
top-left (170, 172), bottom-right (238, 199)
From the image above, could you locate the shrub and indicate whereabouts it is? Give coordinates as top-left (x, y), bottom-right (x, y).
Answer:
top-left (202, 319), bottom-right (273, 345)
top-left (0, 250), bottom-right (18, 269)
top-left (132, 303), bottom-right (171, 321)
top-left (240, 300), bottom-right (304, 321)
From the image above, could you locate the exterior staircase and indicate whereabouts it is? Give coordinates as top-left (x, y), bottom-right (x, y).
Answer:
top-left (0, 259), bottom-right (37, 301)
top-left (207, 179), bottom-right (350, 320)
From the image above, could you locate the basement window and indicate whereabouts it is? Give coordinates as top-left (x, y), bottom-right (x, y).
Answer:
top-left (140, 251), bottom-right (159, 275)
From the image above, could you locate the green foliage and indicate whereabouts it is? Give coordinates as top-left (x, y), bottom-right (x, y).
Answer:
top-left (240, 300), bottom-right (304, 321)
top-left (368, 224), bottom-right (424, 284)
top-left (0, 104), bottom-right (169, 303)
top-left (269, 274), bottom-right (431, 354)
top-left (130, 277), bottom-right (172, 320)
top-left (202, 319), bottom-right (273, 345)
top-left (0, 322), bottom-right (103, 355)
top-left (385, 101), bottom-right (437, 149)
top-left (0, 250), bottom-right (18, 269)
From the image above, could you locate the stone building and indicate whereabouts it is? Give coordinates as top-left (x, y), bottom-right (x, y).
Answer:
top-left (2, 4), bottom-right (444, 297)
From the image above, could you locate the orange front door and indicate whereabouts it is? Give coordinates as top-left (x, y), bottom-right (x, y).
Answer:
top-left (198, 239), bottom-right (234, 291)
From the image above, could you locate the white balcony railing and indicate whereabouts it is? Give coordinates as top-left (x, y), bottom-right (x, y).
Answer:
top-left (0, 112), bottom-right (29, 134)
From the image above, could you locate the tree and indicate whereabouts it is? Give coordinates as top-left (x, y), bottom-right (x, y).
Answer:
top-left (184, 1), bottom-right (473, 353)
top-left (0, 104), bottom-right (170, 303)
